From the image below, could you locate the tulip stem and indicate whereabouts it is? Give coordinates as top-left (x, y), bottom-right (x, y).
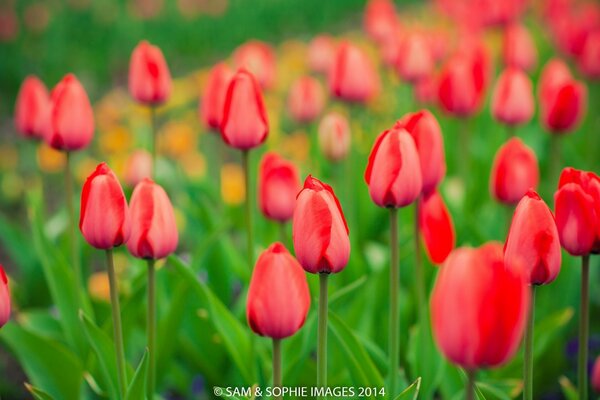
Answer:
top-left (549, 135), bottom-right (561, 188)
top-left (147, 259), bottom-right (156, 398)
top-left (150, 106), bottom-right (157, 179)
top-left (466, 369), bottom-right (476, 400)
top-left (272, 338), bottom-right (282, 398)
top-left (242, 150), bottom-right (254, 268)
top-left (279, 222), bottom-right (288, 247)
top-left (317, 273), bottom-right (328, 394)
top-left (459, 119), bottom-right (469, 185)
top-left (414, 201), bottom-right (426, 314)
top-left (65, 152), bottom-right (83, 305)
top-left (523, 285), bottom-right (536, 400)
top-left (578, 255), bottom-right (590, 400)
top-left (106, 249), bottom-right (128, 398)
top-left (389, 208), bottom-right (399, 398)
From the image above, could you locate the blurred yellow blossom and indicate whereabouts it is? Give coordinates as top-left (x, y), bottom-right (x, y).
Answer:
top-left (279, 131), bottom-right (310, 164)
top-left (37, 143), bottom-right (66, 173)
top-left (95, 89), bottom-right (130, 132)
top-left (180, 151), bottom-right (206, 180)
top-left (2, 172), bottom-right (24, 202)
top-left (159, 120), bottom-right (198, 158)
top-left (100, 125), bottom-right (133, 155)
top-left (88, 272), bottom-right (110, 302)
top-left (221, 163), bottom-right (245, 206)
top-left (75, 157), bottom-right (99, 185)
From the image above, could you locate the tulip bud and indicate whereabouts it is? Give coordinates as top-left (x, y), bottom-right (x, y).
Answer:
top-left (491, 68), bottom-right (535, 127)
top-left (287, 76), bottom-right (326, 124)
top-left (490, 138), bottom-right (539, 205)
top-left (538, 59), bottom-right (572, 102)
top-left (80, 163), bottom-right (131, 250)
top-left (247, 243), bottom-right (311, 339)
top-left (395, 32), bottom-right (434, 84)
top-left (395, 110), bottom-right (446, 195)
top-left (364, 0), bottom-right (399, 44)
top-left (258, 152), bottom-right (301, 223)
top-left (128, 40), bottom-right (172, 105)
top-left (505, 190), bottom-right (562, 285)
top-left (127, 179), bottom-right (178, 259)
top-left (431, 242), bottom-right (530, 369)
top-left (308, 35), bottom-right (336, 75)
top-left (579, 31), bottom-right (600, 79)
top-left (44, 74), bottom-right (95, 152)
top-left (593, 355), bottom-right (600, 393)
top-left (293, 175), bottom-right (350, 274)
top-left (220, 69), bottom-right (269, 150)
top-left (0, 265), bottom-right (10, 328)
top-left (199, 62), bottom-right (233, 131)
top-left (14, 75), bottom-right (50, 139)
top-left (365, 127), bottom-right (422, 208)
top-left (124, 150), bottom-right (152, 187)
top-left (418, 190), bottom-right (455, 264)
top-left (329, 41), bottom-right (380, 103)
top-left (233, 41), bottom-right (276, 90)
top-left (554, 168), bottom-right (600, 256)
top-left (317, 112), bottom-right (351, 162)
top-left (502, 24), bottom-right (537, 71)
top-left (540, 79), bottom-right (587, 134)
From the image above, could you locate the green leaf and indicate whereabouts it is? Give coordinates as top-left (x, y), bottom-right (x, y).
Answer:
top-left (125, 350), bottom-right (149, 400)
top-left (476, 379), bottom-right (522, 400)
top-left (329, 276), bottom-right (368, 305)
top-left (24, 383), bottom-right (55, 400)
top-left (393, 378), bottom-right (421, 400)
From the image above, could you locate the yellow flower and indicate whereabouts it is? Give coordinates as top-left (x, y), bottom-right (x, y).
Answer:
top-left (180, 151), bottom-right (206, 181)
top-left (88, 272), bottom-right (110, 302)
top-left (99, 125), bottom-right (133, 156)
top-left (279, 131), bottom-right (310, 164)
top-left (159, 120), bottom-right (198, 159)
top-left (37, 143), bottom-right (66, 173)
top-left (221, 163), bottom-right (245, 206)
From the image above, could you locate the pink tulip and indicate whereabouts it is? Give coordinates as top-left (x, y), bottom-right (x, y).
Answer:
top-left (491, 68), bottom-right (535, 127)
top-left (0, 265), bottom-right (10, 328)
top-left (308, 35), bottom-right (337, 74)
top-left (318, 112), bottom-right (351, 162)
top-left (14, 75), bottom-right (50, 139)
top-left (199, 62), bottom-right (233, 131)
top-left (233, 40), bottom-right (276, 90)
top-left (329, 41), bottom-right (380, 103)
top-left (258, 152), bottom-right (300, 223)
top-left (287, 76), bottom-right (326, 124)
top-left (502, 23), bottom-right (537, 71)
top-left (128, 40), bottom-right (172, 105)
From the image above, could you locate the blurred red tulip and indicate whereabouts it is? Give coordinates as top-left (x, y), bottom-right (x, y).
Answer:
top-left (414, 74), bottom-right (439, 106)
top-left (200, 62), bottom-right (233, 131)
top-left (554, 168), bottom-right (600, 256)
top-left (379, 31), bottom-right (402, 67)
top-left (431, 242), bottom-right (530, 369)
top-left (365, 127), bottom-right (422, 208)
top-left (318, 112), bottom-right (351, 162)
top-left (287, 76), bottom-right (325, 124)
top-left (44, 74), bottom-right (94, 152)
top-left (308, 35), bottom-right (336, 74)
top-left (233, 41), bottom-right (276, 90)
top-left (15, 75), bottom-right (50, 139)
top-left (593, 355), bottom-right (600, 393)
top-left (128, 40), bottom-right (172, 105)
top-left (364, 0), bottom-right (399, 44)
top-left (578, 30), bottom-right (600, 79)
top-left (538, 58), bottom-right (572, 102)
top-left (80, 163), bottom-right (131, 250)
top-left (124, 150), bottom-right (152, 187)
top-left (220, 69), bottom-right (268, 150)
top-left (292, 175), bottom-right (350, 274)
top-left (505, 190), bottom-right (562, 285)
top-left (491, 68), bottom-right (535, 127)
top-left (438, 51), bottom-right (487, 117)
top-left (258, 152), bottom-right (300, 223)
top-left (247, 242), bottom-right (311, 339)
top-left (540, 79), bottom-right (587, 134)
top-left (127, 178), bottom-right (178, 259)
top-left (418, 190), bottom-right (455, 264)
top-left (329, 41), bottom-right (380, 103)
top-left (550, 3), bottom-right (600, 57)
top-left (0, 265), bottom-right (10, 328)
top-left (490, 138), bottom-right (539, 205)
top-left (0, 8), bottom-right (19, 42)
top-left (395, 110), bottom-right (446, 195)
top-left (395, 32), bottom-right (434, 84)
top-left (502, 24), bottom-right (537, 72)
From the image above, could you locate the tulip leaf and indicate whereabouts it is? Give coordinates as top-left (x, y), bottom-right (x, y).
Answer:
top-left (393, 377), bottom-right (421, 400)
top-left (24, 383), bottom-right (55, 400)
top-left (125, 350), bottom-right (148, 400)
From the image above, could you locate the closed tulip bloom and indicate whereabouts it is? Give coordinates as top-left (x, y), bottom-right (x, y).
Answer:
top-left (418, 190), bottom-right (455, 264)
top-left (491, 68), bottom-right (535, 126)
top-left (44, 74), bottom-right (94, 151)
top-left (365, 127), bottom-right (423, 208)
top-left (431, 243), bottom-right (530, 369)
top-left (554, 168), bottom-right (600, 256)
top-left (124, 150), bottom-right (152, 187)
top-left (287, 76), bottom-right (326, 124)
top-left (490, 138), bottom-right (539, 205)
top-left (80, 163), bottom-right (131, 250)
top-left (293, 175), bottom-right (350, 274)
top-left (502, 24), bottom-right (537, 71)
top-left (199, 62), bottom-right (233, 131)
top-left (14, 75), bottom-right (50, 139)
top-left (247, 243), bottom-right (311, 339)
top-left (220, 69), bottom-right (269, 150)
top-left (308, 35), bottom-right (336, 74)
top-left (395, 110), bottom-right (446, 195)
top-left (438, 56), bottom-right (482, 117)
top-left (593, 355), bottom-right (600, 393)
top-left (258, 152), bottom-right (300, 222)
top-left (233, 41), bottom-right (276, 90)
top-left (127, 179), bottom-right (178, 259)
top-left (318, 112), bottom-right (351, 162)
top-left (329, 41), bottom-right (380, 103)
top-left (540, 80), bottom-right (587, 134)
top-left (364, 0), bottom-right (399, 44)
top-left (538, 59), bottom-right (572, 102)
top-left (0, 265), bottom-right (10, 328)
top-left (579, 31), bottom-right (600, 79)
top-left (128, 40), bottom-right (172, 105)
top-left (505, 190), bottom-right (562, 285)
top-left (395, 32), bottom-right (434, 84)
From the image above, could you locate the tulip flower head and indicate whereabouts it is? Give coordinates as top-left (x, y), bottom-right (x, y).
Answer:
top-left (593, 355), bottom-right (600, 393)
top-left (579, 30), bottom-right (600, 79)
top-left (308, 35), bottom-right (337, 74)
top-left (329, 41), bottom-right (380, 103)
top-left (258, 152), bottom-right (301, 223)
top-left (394, 32), bottom-right (434, 84)
top-left (233, 40), bottom-right (276, 90)
top-left (418, 190), bottom-right (455, 264)
top-left (287, 76), bottom-right (326, 124)
top-left (247, 243), bottom-right (311, 339)
top-left (317, 112), bottom-right (351, 162)
top-left (14, 75), bottom-right (50, 139)
top-left (200, 62), bottom-right (233, 131)
top-left (128, 40), bottom-right (172, 105)
top-left (124, 150), bottom-right (153, 188)
top-left (364, 0), bottom-right (399, 44)
top-left (491, 68), bottom-right (535, 127)
top-left (502, 23), bottom-right (538, 72)
top-left (293, 175), bottom-right (350, 274)
top-left (0, 265), bottom-right (10, 328)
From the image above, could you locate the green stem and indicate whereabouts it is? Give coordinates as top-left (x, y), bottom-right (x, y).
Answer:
top-left (523, 286), bottom-right (536, 400)
top-left (279, 222), bottom-right (288, 247)
top-left (507, 124), bottom-right (515, 138)
top-left (65, 152), bottom-right (83, 304)
top-left (150, 106), bottom-right (157, 179)
top-left (466, 369), bottom-right (476, 400)
top-left (549, 135), bottom-right (561, 188)
top-left (242, 150), bottom-right (254, 269)
top-left (578, 255), bottom-right (590, 400)
top-left (458, 118), bottom-right (469, 184)
top-left (106, 249), bottom-right (128, 398)
top-left (147, 259), bottom-right (156, 398)
top-left (317, 273), bottom-right (329, 394)
top-left (272, 338), bottom-right (282, 398)
top-left (414, 201), bottom-right (425, 315)
top-left (389, 208), bottom-right (399, 398)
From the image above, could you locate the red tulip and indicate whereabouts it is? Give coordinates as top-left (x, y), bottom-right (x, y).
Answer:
top-left (128, 40), bottom-right (172, 105)
top-left (490, 138), bottom-right (539, 205)
top-left (44, 74), bottom-right (94, 152)
top-left (414, 73), bottom-right (439, 106)
top-left (395, 32), bottom-right (434, 84)
top-left (287, 76), bottom-right (326, 124)
top-left (431, 242), bottom-right (530, 369)
top-left (418, 190), bottom-right (455, 264)
top-left (124, 150), bottom-right (152, 187)
top-left (579, 30), bottom-right (600, 79)
top-left (308, 35), bottom-right (336, 74)
top-left (395, 110), bottom-right (446, 196)
top-left (550, 3), bottom-right (600, 57)
top-left (127, 178), bottom-right (178, 259)
top-left (379, 31), bottom-right (403, 67)
top-left (80, 163), bottom-right (131, 250)
top-left (365, 127), bottom-right (422, 208)
top-left (505, 190), bottom-right (562, 285)
top-left (0, 265), bottom-right (10, 328)
top-left (364, 0), bottom-right (399, 44)
top-left (593, 355), bottom-right (600, 393)
top-left (233, 40), bottom-right (276, 90)
top-left (199, 62), bottom-right (233, 131)
top-left (329, 41), bottom-right (380, 103)
top-left (540, 79), bottom-right (587, 134)
top-left (502, 23), bottom-right (537, 71)
top-left (292, 175), bottom-right (350, 274)
top-left (491, 68), bottom-right (535, 127)
top-left (220, 69), bottom-right (269, 150)
top-left (437, 54), bottom-right (484, 117)
top-left (14, 75), bottom-right (50, 139)
top-left (554, 168), bottom-right (600, 256)
top-left (318, 112), bottom-right (351, 162)
top-left (258, 152), bottom-right (301, 223)
top-left (538, 59), bottom-right (572, 102)
top-left (247, 242), bottom-right (311, 339)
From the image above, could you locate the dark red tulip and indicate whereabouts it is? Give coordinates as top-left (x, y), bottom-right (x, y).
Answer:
top-left (538, 59), bottom-right (572, 102)
top-left (491, 67), bottom-right (535, 127)
top-left (200, 62), bottom-right (233, 131)
top-left (0, 265), bottom-right (10, 328)
top-left (258, 152), bottom-right (300, 223)
top-left (394, 32), bottom-right (434, 84)
top-left (14, 75), bottom-right (50, 139)
top-left (329, 41), bottom-right (380, 103)
top-left (418, 190), bottom-right (455, 264)
top-left (128, 40), bottom-right (172, 105)
top-left (579, 30), bottom-right (600, 79)
top-left (502, 23), bottom-right (537, 72)
top-left (233, 41), bottom-right (276, 90)
top-left (287, 76), bottom-right (326, 124)
top-left (540, 79), bottom-right (587, 134)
